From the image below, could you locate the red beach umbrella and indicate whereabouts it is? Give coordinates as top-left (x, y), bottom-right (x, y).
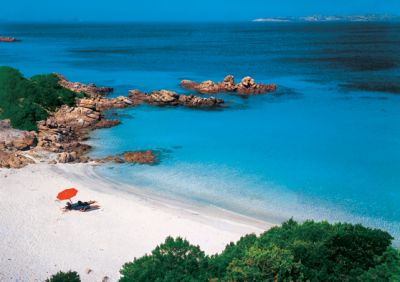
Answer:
top-left (57, 188), bottom-right (78, 201)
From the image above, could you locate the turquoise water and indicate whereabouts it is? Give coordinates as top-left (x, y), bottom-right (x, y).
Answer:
top-left (1, 22), bottom-right (399, 239)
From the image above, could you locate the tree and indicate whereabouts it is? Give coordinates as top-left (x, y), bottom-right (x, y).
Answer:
top-left (120, 237), bottom-right (210, 282)
top-left (45, 271), bottom-right (80, 282)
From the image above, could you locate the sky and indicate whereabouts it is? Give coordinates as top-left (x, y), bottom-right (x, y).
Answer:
top-left (1, 0), bottom-right (399, 22)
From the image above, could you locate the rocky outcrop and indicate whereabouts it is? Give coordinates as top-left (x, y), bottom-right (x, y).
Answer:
top-left (57, 152), bottom-right (78, 163)
top-left (55, 73), bottom-right (113, 97)
top-left (124, 150), bottom-right (156, 164)
top-left (0, 151), bottom-right (34, 168)
top-left (0, 75), bottom-right (126, 168)
top-left (77, 96), bottom-right (133, 111)
top-left (0, 122), bottom-right (37, 151)
top-left (36, 104), bottom-right (118, 160)
top-left (0, 37), bottom-right (17, 42)
top-left (236, 76), bottom-right (277, 94)
top-left (180, 75), bottom-right (277, 95)
top-left (128, 89), bottom-right (224, 108)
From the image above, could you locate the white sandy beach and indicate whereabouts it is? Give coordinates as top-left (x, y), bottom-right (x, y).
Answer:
top-left (0, 163), bottom-right (273, 282)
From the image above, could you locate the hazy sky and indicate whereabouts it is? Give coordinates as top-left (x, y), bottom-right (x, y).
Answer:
top-left (1, 0), bottom-right (399, 22)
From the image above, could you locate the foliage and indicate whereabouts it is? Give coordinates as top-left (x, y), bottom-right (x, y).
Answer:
top-left (119, 220), bottom-right (400, 282)
top-left (45, 271), bottom-right (81, 282)
top-left (0, 66), bottom-right (83, 131)
top-left (120, 236), bottom-right (209, 282)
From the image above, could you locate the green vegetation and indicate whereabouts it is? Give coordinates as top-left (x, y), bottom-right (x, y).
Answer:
top-left (119, 220), bottom-right (400, 282)
top-left (45, 271), bottom-right (80, 282)
top-left (0, 66), bottom-right (84, 131)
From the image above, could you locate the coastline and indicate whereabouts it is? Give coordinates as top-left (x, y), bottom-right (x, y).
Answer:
top-left (0, 163), bottom-right (273, 282)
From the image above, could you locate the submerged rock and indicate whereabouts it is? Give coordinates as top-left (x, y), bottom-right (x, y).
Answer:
top-left (180, 74), bottom-right (277, 95)
top-left (124, 150), bottom-right (156, 165)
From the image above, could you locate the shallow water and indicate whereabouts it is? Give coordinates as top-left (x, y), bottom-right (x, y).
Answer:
top-left (1, 22), bottom-right (399, 240)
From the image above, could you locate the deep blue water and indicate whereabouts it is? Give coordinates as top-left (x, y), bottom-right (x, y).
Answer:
top-left (1, 22), bottom-right (400, 240)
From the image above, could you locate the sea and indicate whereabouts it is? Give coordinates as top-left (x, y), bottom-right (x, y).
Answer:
top-left (1, 22), bottom-right (399, 241)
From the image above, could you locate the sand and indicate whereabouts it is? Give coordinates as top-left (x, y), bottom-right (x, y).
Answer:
top-left (0, 163), bottom-right (273, 282)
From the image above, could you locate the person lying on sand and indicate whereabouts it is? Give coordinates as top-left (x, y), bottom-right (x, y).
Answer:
top-left (64, 200), bottom-right (100, 212)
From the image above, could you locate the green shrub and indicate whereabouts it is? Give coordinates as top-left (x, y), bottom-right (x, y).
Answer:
top-left (0, 66), bottom-right (83, 131)
top-left (45, 271), bottom-right (81, 282)
top-left (119, 220), bottom-right (400, 282)
top-left (120, 236), bottom-right (210, 282)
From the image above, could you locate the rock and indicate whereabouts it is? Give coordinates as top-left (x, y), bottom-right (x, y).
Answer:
top-left (102, 156), bottom-right (125, 163)
top-left (77, 98), bottom-right (97, 110)
top-left (236, 76), bottom-right (277, 94)
top-left (12, 132), bottom-right (37, 150)
top-left (78, 96), bottom-right (133, 111)
top-left (0, 151), bottom-right (34, 168)
top-left (0, 125), bottom-right (37, 151)
top-left (124, 150), bottom-right (156, 164)
top-left (0, 119), bottom-right (11, 128)
top-left (178, 94), bottom-right (224, 107)
top-left (52, 106), bottom-right (101, 129)
top-left (128, 90), bottom-right (223, 108)
top-left (95, 119), bottom-right (121, 129)
top-left (180, 75), bottom-right (277, 95)
top-left (220, 75), bottom-right (237, 91)
top-left (54, 73), bottom-right (113, 97)
top-left (180, 79), bottom-right (221, 94)
top-left (0, 37), bottom-right (17, 42)
top-left (57, 152), bottom-right (78, 163)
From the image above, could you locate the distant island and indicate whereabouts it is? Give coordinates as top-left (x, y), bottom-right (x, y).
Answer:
top-left (253, 14), bottom-right (400, 22)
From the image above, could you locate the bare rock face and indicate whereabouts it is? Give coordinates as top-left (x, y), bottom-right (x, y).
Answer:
top-left (36, 104), bottom-right (118, 156)
top-left (180, 75), bottom-right (277, 95)
top-left (57, 152), bottom-right (78, 163)
top-left (0, 121), bottom-right (37, 151)
top-left (0, 37), bottom-right (17, 42)
top-left (124, 150), bottom-right (156, 164)
top-left (0, 151), bottom-right (34, 168)
top-left (128, 90), bottom-right (223, 108)
top-left (236, 76), bottom-right (277, 94)
top-left (78, 97), bottom-right (133, 111)
top-left (52, 105), bottom-right (101, 129)
top-left (94, 119), bottom-right (121, 129)
top-left (12, 132), bottom-right (37, 151)
top-left (54, 73), bottom-right (113, 97)
top-left (220, 75), bottom-right (236, 91)
top-left (178, 94), bottom-right (223, 107)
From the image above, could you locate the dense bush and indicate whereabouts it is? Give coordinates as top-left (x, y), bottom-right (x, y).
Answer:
top-left (45, 271), bottom-right (81, 282)
top-left (0, 66), bottom-right (84, 131)
top-left (119, 220), bottom-right (400, 282)
top-left (120, 237), bottom-right (210, 282)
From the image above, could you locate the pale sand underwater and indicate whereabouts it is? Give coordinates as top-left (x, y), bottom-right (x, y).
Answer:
top-left (0, 163), bottom-right (272, 282)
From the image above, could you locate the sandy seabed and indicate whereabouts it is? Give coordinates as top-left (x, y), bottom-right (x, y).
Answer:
top-left (0, 163), bottom-right (272, 281)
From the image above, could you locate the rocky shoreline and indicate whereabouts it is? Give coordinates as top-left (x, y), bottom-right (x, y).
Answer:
top-left (0, 74), bottom-right (276, 168)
